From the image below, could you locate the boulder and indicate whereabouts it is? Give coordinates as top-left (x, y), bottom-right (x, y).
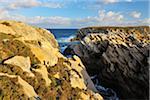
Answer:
top-left (64, 26), bottom-right (150, 99)
top-left (0, 20), bottom-right (103, 100)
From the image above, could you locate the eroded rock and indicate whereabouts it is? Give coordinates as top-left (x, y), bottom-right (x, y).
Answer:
top-left (64, 26), bottom-right (150, 99)
top-left (4, 56), bottom-right (34, 77)
top-left (0, 20), bottom-right (103, 100)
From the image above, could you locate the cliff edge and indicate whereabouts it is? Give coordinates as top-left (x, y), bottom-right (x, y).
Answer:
top-left (64, 26), bottom-right (150, 99)
top-left (0, 20), bottom-right (103, 100)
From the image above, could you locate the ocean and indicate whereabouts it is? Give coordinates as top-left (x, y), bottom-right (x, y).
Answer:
top-left (47, 29), bottom-right (78, 52)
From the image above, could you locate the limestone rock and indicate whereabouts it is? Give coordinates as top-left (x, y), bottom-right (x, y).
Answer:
top-left (0, 20), bottom-right (103, 100)
top-left (0, 73), bottom-right (38, 99)
top-left (64, 26), bottom-right (150, 99)
top-left (32, 64), bottom-right (52, 86)
top-left (4, 56), bottom-right (34, 77)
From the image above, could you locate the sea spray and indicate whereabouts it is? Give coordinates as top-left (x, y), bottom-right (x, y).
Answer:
top-left (48, 29), bottom-right (78, 53)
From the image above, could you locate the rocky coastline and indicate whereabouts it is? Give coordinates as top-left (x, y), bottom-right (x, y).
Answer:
top-left (0, 20), bottom-right (149, 100)
top-left (0, 20), bottom-right (103, 100)
top-left (64, 26), bottom-right (150, 99)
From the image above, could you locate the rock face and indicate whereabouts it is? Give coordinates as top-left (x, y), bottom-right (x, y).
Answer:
top-left (0, 20), bottom-right (103, 100)
top-left (64, 26), bottom-right (150, 99)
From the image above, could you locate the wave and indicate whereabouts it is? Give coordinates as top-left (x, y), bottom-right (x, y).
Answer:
top-left (57, 35), bottom-right (75, 43)
top-left (60, 45), bottom-right (68, 53)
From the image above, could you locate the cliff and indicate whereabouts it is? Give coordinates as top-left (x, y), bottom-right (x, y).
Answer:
top-left (64, 26), bottom-right (150, 99)
top-left (0, 20), bottom-right (103, 100)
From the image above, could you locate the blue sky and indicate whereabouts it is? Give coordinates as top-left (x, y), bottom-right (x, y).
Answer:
top-left (0, 0), bottom-right (149, 28)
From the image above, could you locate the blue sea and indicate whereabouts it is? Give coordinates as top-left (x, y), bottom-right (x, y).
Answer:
top-left (47, 29), bottom-right (78, 52)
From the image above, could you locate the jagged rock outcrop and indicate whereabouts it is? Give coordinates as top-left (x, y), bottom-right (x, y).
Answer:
top-left (0, 20), bottom-right (103, 100)
top-left (64, 26), bottom-right (150, 99)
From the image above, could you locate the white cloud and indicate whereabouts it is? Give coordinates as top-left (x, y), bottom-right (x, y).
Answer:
top-left (0, 8), bottom-right (148, 28)
top-left (103, 0), bottom-right (118, 4)
top-left (0, 0), bottom-right (63, 10)
top-left (0, 11), bottom-right (71, 28)
top-left (130, 11), bottom-right (141, 18)
top-left (140, 18), bottom-right (150, 25)
top-left (116, 18), bottom-right (150, 26)
top-left (41, 2), bottom-right (62, 8)
top-left (100, 0), bottom-right (133, 4)
top-left (0, 8), bottom-right (6, 13)
top-left (8, 0), bottom-right (41, 9)
top-left (98, 10), bottom-right (124, 21)
top-left (72, 10), bottom-right (149, 27)
top-left (70, 10), bottom-right (125, 27)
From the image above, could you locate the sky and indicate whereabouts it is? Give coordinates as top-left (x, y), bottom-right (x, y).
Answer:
top-left (0, 0), bottom-right (149, 28)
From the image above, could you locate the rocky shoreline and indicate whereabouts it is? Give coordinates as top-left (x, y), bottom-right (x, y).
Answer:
top-left (0, 20), bottom-right (103, 100)
top-left (0, 20), bottom-right (149, 100)
top-left (64, 26), bottom-right (150, 99)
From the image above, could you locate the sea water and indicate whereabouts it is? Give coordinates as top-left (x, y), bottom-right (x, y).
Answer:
top-left (48, 29), bottom-right (78, 52)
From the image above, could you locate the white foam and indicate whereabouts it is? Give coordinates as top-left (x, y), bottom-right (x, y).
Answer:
top-left (57, 35), bottom-right (75, 43)
top-left (60, 45), bottom-right (68, 52)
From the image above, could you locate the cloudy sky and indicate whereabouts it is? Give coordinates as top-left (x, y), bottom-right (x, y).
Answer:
top-left (0, 0), bottom-right (149, 28)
